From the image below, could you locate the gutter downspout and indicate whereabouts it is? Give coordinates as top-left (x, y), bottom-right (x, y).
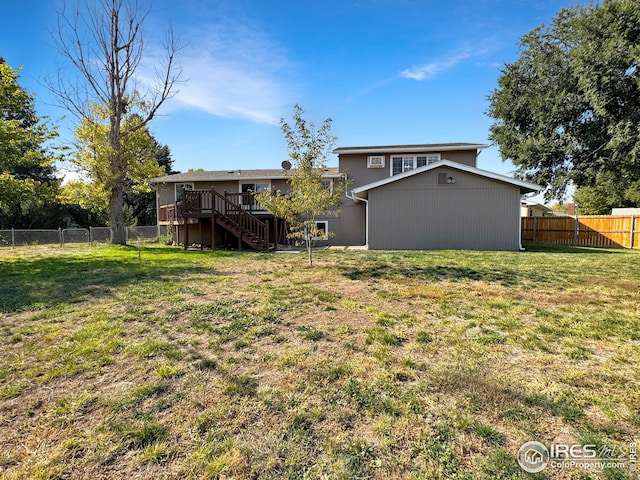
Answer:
top-left (518, 194), bottom-right (525, 251)
top-left (346, 190), bottom-right (369, 248)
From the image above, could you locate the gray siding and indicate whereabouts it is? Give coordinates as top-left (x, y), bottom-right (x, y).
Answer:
top-left (338, 149), bottom-right (479, 189)
top-left (334, 202), bottom-right (366, 246)
top-left (367, 167), bottom-right (521, 250)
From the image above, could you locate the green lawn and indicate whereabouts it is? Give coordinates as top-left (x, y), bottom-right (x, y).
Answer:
top-left (0, 244), bottom-right (638, 479)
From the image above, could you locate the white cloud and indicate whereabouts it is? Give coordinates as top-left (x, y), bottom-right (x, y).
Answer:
top-left (141, 10), bottom-right (293, 125)
top-left (400, 42), bottom-right (496, 81)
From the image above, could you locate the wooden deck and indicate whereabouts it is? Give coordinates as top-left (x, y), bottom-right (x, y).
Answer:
top-left (160, 189), bottom-right (280, 252)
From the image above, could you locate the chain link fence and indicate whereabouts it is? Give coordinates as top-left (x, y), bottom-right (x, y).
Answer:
top-left (0, 226), bottom-right (166, 248)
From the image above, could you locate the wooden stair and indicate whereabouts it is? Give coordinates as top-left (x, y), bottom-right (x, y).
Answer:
top-left (180, 188), bottom-right (270, 252)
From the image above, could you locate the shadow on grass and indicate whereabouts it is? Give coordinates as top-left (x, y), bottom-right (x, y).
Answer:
top-left (522, 244), bottom-right (630, 254)
top-left (0, 246), bottom-right (228, 313)
top-left (333, 245), bottom-right (635, 286)
top-left (336, 263), bottom-right (553, 287)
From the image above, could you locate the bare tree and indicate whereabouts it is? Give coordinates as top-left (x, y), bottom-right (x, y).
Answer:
top-left (48, 0), bottom-right (181, 244)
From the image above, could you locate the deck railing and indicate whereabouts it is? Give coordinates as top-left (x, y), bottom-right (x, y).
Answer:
top-left (224, 192), bottom-right (267, 213)
top-left (159, 203), bottom-right (180, 222)
top-left (174, 189), bottom-right (269, 249)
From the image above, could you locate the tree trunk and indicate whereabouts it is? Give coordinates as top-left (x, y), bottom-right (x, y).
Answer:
top-left (109, 181), bottom-right (127, 245)
top-left (306, 236), bottom-right (313, 267)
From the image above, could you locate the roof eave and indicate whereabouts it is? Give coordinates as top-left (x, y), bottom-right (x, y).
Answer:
top-left (333, 144), bottom-right (490, 155)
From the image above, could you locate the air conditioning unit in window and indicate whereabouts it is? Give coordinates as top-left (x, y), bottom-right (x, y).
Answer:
top-left (367, 155), bottom-right (385, 168)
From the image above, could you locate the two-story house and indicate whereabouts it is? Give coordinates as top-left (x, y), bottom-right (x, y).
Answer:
top-left (151, 143), bottom-right (541, 251)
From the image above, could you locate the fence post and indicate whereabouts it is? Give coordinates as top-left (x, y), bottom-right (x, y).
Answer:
top-left (631, 216), bottom-right (636, 249)
top-left (89, 226), bottom-right (93, 245)
top-left (59, 228), bottom-right (63, 247)
top-left (11, 227), bottom-right (15, 248)
top-left (573, 216), bottom-right (579, 246)
top-left (533, 217), bottom-right (537, 244)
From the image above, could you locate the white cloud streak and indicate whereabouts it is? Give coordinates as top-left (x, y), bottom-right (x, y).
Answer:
top-left (400, 42), bottom-right (497, 81)
top-left (141, 11), bottom-right (293, 125)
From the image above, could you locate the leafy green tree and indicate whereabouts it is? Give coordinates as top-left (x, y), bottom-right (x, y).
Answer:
top-left (257, 105), bottom-right (347, 266)
top-left (123, 140), bottom-right (176, 225)
top-left (68, 103), bottom-right (166, 227)
top-left (487, 0), bottom-right (640, 205)
top-left (58, 179), bottom-right (110, 226)
top-left (48, 0), bottom-right (181, 244)
top-left (572, 171), bottom-right (637, 214)
top-left (0, 58), bottom-right (60, 228)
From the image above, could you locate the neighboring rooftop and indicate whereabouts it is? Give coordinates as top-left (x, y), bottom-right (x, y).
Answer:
top-left (151, 167), bottom-right (341, 184)
top-left (332, 143), bottom-right (489, 155)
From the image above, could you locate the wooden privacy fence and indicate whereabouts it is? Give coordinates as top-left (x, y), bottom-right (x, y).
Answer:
top-left (522, 215), bottom-right (639, 248)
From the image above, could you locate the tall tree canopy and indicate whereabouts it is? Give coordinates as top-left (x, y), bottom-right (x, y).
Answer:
top-left (487, 0), bottom-right (640, 212)
top-left (65, 102), bottom-right (170, 226)
top-left (49, 0), bottom-right (180, 243)
top-left (0, 58), bottom-right (60, 228)
top-left (257, 105), bottom-right (347, 267)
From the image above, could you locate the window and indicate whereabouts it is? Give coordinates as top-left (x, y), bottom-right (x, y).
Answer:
top-left (175, 183), bottom-right (194, 202)
top-left (367, 155), bottom-right (385, 168)
top-left (321, 179), bottom-right (334, 193)
top-left (310, 221), bottom-right (328, 240)
top-left (241, 182), bottom-right (270, 194)
top-left (417, 155), bottom-right (439, 167)
top-left (391, 154), bottom-right (441, 175)
top-left (240, 182), bottom-right (270, 209)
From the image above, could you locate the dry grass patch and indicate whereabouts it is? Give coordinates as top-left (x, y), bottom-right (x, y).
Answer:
top-left (0, 244), bottom-right (638, 479)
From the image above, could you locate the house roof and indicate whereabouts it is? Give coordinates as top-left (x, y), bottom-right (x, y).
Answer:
top-left (522, 200), bottom-right (553, 210)
top-left (333, 143), bottom-right (489, 155)
top-left (351, 160), bottom-right (541, 199)
top-left (151, 167), bottom-right (341, 184)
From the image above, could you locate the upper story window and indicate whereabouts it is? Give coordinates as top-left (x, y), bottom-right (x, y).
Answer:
top-left (391, 154), bottom-right (440, 175)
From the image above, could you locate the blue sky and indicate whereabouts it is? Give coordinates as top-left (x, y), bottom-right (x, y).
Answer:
top-left (3, 0), bottom-right (591, 185)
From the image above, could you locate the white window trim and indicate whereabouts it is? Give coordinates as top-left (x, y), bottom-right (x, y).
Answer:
top-left (321, 178), bottom-right (334, 194)
top-left (390, 154), bottom-right (441, 176)
top-left (310, 220), bottom-right (329, 240)
top-left (175, 183), bottom-right (194, 202)
top-left (304, 220), bottom-right (329, 241)
top-left (367, 155), bottom-right (385, 168)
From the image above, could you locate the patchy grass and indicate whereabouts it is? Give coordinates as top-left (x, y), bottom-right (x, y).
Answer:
top-left (0, 244), bottom-right (638, 479)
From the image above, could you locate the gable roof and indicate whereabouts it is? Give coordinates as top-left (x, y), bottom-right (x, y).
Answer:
top-left (351, 159), bottom-right (541, 198)
top-left (151, 167), bottom-right (341, 184)
top-left (333, 143), bottom-right (489, 155)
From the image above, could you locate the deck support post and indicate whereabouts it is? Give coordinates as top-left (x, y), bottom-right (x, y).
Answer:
top-left (273, 218), bottom-right (277, 251)
top-left (198, 221), bottom-right (203, 250)
top-left (184, 221), bottom-right (189, 250)
top-left (211, 214), bottom-right (216, 251)
top-left (265, 220), bottom-right (270, 252)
